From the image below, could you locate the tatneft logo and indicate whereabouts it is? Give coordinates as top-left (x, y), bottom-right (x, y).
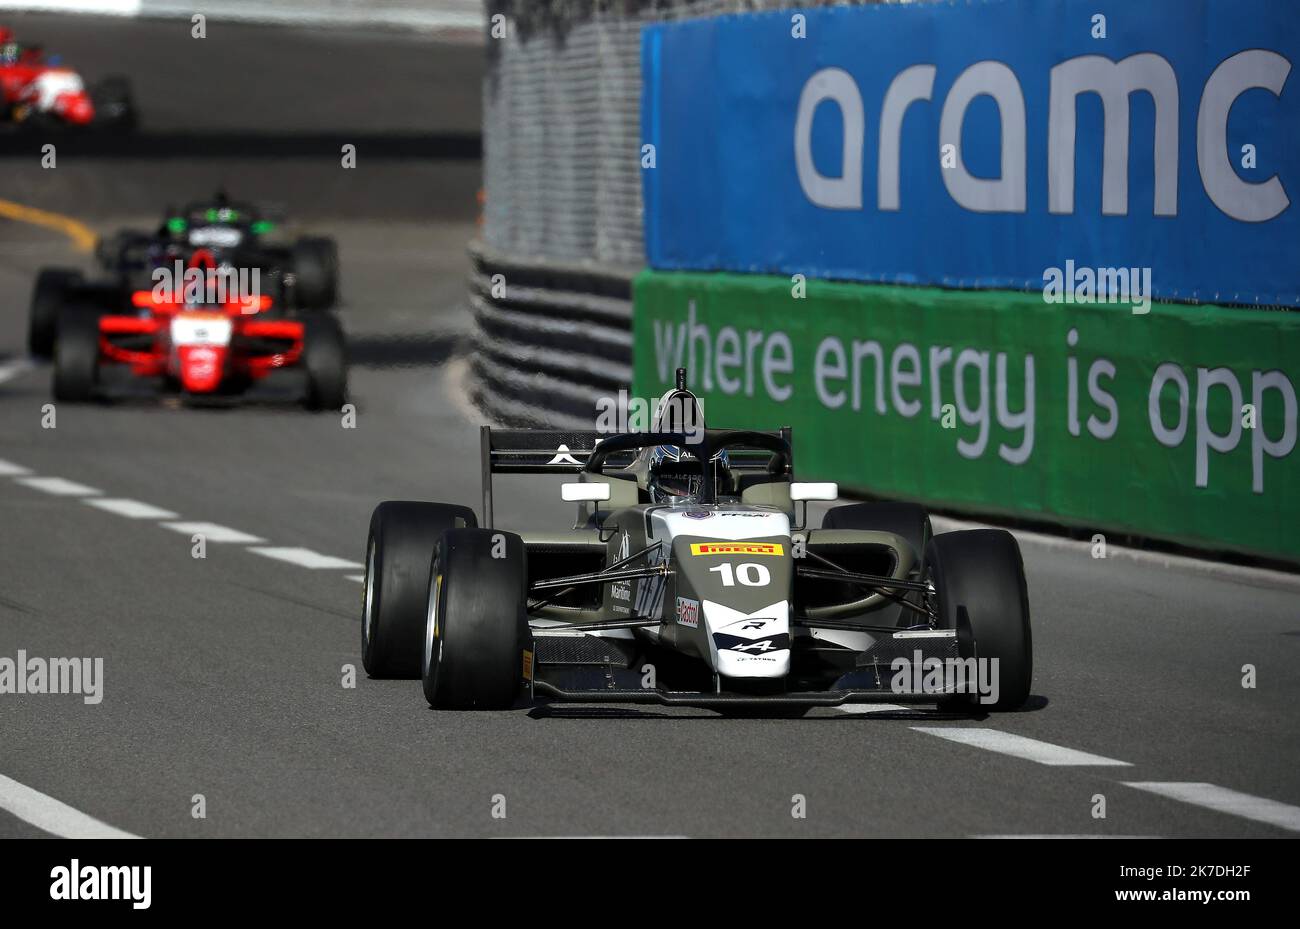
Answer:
top-left (689, 542), bottom-right (784, 556)
top-left (795, 51), bottom-right (1291, 223)
top-left (0, 651), bottom-right (103, 705)
top-left (50, 860), bottom-right (151, 910)
top-left (889, 652), bottom-right (1000, 705)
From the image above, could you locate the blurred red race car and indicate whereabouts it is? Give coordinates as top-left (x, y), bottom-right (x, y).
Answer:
top-left (0, 27), bottom-right (135, 128)
top-left (53, 259), bottom-right (347, 410)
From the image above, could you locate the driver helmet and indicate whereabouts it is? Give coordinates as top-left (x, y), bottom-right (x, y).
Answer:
top-left (646, 385), bottom-right (727, 505)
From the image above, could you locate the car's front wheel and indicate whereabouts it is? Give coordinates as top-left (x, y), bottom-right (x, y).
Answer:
top-left (52, 307), bottom-right (101, 403)
top-left (422, 528), bottom-right (529, 710)
top-left (301, 314), bottom-right (347, 411)
top-left (361, 501), bottom-right (477, 679)
top-left (925, 529), bottom-right (1032, 710)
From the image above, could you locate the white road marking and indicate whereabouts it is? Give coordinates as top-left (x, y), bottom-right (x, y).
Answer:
top-left (84, 498), bottom-right (180, 520)
top-left (345, 575), bottom-right (365, 583)
top-left (0, 358), bottom-right (33, 385)
top-left (0, 1), bottom-right (144, 15)
top-left (247, 547), bottom-right (364, 570)
top-left (0, 772), bottom-right (139, 839)
top-left (14, 476), bottom-right (101, 496)
top-left (1124, 782), bottom-right (1300, 833)
top-left (913, 728), bottom-right (1132, 766)
top-left (0, 458), bottom-right (32, 476)
top-left (161, 522), bottom-right (266, 544)
top-left (834, 704), bottom-right (910, 714)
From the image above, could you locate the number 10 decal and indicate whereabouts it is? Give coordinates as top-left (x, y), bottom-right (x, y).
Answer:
top-left (709, 562), bottom-right (771, 587)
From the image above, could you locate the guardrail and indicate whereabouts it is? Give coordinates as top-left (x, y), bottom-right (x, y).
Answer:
top-left (468, 240), bottom-right (635, 428)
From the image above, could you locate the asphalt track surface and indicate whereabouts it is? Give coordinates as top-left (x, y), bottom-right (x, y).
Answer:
top-left (1, 15), bottom-right (1298, 839)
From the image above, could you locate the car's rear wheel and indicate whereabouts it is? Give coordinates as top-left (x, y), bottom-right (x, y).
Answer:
top-left (361, 501), bottom-right (478, 679)
top-left (52, 307), bottom-right (101, 403)
top-left (91, 76), bottom-right (136, 130)
top-left (302, 314), bottom-right (347, 411)
top-left (29, 268), bottom-right (83, 359)
top-left (925, 529), bottom-right (1031, 710)
top-left (292, 236), bottom-right (338, 309)
top-left (422, 528), bottom-right (529, 710)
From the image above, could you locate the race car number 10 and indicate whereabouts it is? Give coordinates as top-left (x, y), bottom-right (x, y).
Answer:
top-left (710, 562), bottom-right (771, 587)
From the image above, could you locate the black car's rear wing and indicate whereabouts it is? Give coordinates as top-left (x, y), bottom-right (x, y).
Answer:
top-left (480, 425), bottom-right (794, 528)
top-left (480, 427), bottom-right (639, 528)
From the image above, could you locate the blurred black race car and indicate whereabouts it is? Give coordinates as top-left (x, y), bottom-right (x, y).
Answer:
top-left (29, 192), bottom-right (339, 358)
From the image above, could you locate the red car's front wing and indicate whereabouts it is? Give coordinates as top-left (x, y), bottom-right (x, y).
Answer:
top-left (96, 314), bottom-right (306, 388)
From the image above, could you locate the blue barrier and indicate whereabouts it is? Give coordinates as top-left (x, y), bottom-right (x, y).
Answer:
top-left (641, 0), bottom-right (1300, 306)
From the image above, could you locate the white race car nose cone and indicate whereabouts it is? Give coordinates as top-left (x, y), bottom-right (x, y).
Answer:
top-left (703, 600), bottom-right (791, 678)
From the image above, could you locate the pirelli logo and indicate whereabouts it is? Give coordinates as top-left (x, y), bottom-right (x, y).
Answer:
top-left (689, 542), bottom-right (784, 557)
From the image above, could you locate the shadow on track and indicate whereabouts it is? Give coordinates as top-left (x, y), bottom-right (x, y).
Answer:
top-left (346, 333), bottom-right (464, 369)
top-left (0, 131), bottom-right (481, 160)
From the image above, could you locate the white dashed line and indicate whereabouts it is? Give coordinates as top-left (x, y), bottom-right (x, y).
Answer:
top-left (0, 458), bottom-right (32, 476)
top-left (1124, 782), bottom-right (1300, 833)
top-left (0, 358), bottom-right (33, 386)
top-left (247, 547), bottom-right (363, 570)
top-left (15, 476), bottom-right (101, 496)
top-left (84, 498), bottom-right (180, 520)
top-left (345, 574), bottom-right (365, 583)
top-left (913, 728), bottom-right (1132, 766)
top-left (0, 772), bottom-right (139, 839)
top-left (834, 704), bottom-right (910, 714)
top-left (160, 522), bottom-right (266, 544)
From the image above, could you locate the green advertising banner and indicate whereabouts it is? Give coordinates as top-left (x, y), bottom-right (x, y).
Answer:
top-left (633, 271), bottom-right (1300, 562)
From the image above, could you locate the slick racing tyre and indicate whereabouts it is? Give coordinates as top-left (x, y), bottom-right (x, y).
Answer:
top-left (422, 528), bottom-right (529, 710)
top-left (361, 502), bottom-right (478, 679)
top-left (291, 236), bottom-right (338, 309)
top-left (91, 76), bottom-right (137, 130)
top-left (28, 268), bottom-right (83, 359)
top-left (823, 501), bottom-right (932, 625)
top-left (52, 307), bottom-right (101, 403)
top-left (925, 529), bottom-right (1032, 711)
top-left (301, 314), bottom-right (347, 411)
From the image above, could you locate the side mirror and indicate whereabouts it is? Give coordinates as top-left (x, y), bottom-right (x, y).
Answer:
top-left (561, 482), bottom-right (612, 503)
top-left (789, 482), bottom-right (838, 502)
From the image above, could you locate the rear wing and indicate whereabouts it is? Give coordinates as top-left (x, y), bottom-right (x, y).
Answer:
top-left (479, 425), bottom-right (794, 528)
top-left (479, 427), bottom-right (638, 528)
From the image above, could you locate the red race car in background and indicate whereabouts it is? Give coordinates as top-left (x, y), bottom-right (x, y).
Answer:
top-left (0, 27), bottom-right (135, 128)
top-left (53, 255), bottom-right (347, 410)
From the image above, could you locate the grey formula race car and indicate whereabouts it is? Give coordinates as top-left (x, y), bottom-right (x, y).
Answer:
top-left (360, 375), bottom-right (1031, 712)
